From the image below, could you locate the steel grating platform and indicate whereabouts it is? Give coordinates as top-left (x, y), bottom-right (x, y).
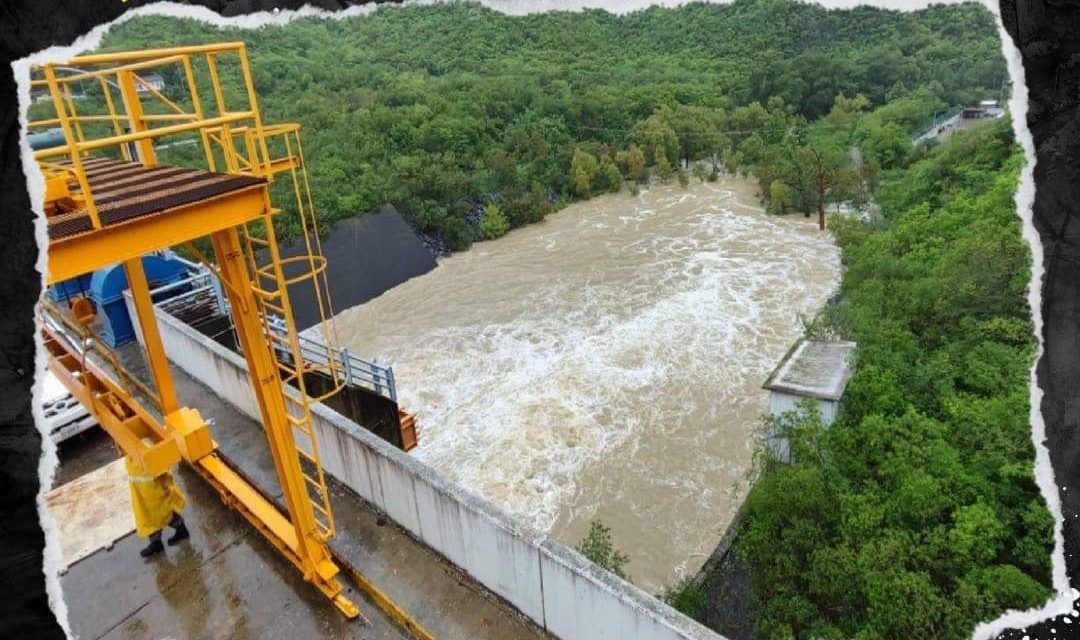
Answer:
top-left (48, 157), bottom-right (265, 241)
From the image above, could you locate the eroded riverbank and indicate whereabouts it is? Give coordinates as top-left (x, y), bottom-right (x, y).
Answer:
top-left (331, 176), bottom-right (840, 590)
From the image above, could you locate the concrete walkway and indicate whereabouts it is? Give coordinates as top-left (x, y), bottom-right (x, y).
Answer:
top-left (60, 459), bottom-right (415, 640)
top-left (57, 344), bottom-right (549, 640)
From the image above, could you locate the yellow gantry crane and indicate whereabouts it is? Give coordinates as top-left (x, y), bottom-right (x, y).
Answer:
top-left (30, 43), bottom-right (359, 617)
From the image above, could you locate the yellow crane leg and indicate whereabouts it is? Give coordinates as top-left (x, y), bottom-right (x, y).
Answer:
top-left (209, 224), bottom-right (357, 618)
top-left (123, 256), bottom-right (179, 415)
top-left (44, 313), bottom-right (356, 617)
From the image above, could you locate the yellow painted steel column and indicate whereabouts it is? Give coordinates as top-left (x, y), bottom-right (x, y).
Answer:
top-left (209, 226), bottom-right (353, 613)
top-left (123, 257), bottom-right (179, 415)
top-left (117, 69), bottom-right (157, 166)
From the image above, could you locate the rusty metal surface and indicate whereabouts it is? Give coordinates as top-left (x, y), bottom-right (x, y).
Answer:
top-left (46, 158), bottom-right (265, 241)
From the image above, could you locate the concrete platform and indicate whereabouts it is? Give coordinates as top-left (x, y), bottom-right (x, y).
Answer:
top-left (55, 343), bottom-right (549, 640)
top-left (59, 458), bottom-right (416, 640)
top-left (45, 458), bottom-right (133, 571)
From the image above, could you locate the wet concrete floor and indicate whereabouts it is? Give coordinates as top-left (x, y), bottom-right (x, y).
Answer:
top-left (56, 343), bottom-right (549, 640)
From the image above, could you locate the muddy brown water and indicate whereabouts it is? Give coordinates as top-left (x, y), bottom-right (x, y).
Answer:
top-left (330, 176), bottom-right (840, 591)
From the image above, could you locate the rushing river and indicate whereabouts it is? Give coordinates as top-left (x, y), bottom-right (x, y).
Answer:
top-left (331, 176), bottom-right (840, 590)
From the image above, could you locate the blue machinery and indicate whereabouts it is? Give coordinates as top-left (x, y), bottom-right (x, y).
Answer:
top-left (49, 252), bottom-right (189, 347)
top-left (49, 253), bottom-right (398, 402)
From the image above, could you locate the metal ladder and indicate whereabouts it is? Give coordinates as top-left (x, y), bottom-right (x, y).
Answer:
top-left (238, 215), bottom-right (338, 540)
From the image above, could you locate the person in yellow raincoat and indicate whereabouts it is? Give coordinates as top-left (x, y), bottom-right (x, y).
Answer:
top-left (125, 454), bottom-right (190, 557)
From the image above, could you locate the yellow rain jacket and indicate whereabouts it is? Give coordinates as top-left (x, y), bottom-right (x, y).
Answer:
top-left (125, 455), bottom-right (186, 538)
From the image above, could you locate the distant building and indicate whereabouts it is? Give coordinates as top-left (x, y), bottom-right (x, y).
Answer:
top-left (762, 338), bottom-right (856, 462)
top-left (913, 99), bottom-right (1006, 146)
top-left (962, 100), bottom-right (1004, 120)
top-left (135, 72), bottom-right (165, 94)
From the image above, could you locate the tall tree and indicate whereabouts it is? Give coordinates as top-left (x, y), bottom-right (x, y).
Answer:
top-left (796, 140), bottom-right (851, 230)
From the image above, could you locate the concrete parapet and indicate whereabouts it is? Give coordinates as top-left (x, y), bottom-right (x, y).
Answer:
top-left (127, 296), bottom-right (727, 640)
top-left (539, 539), bottom-right (721, 640)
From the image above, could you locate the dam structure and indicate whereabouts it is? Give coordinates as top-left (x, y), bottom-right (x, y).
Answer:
top-left (34, 43), bottom-right (728, 640)
top-left (117, 270), bottom-right (724, 640)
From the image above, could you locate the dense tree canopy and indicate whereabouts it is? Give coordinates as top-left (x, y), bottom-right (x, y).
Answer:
top-left (52, 4), bottom-right (1051, 638)
top-left (736, 119), bottom-right (1053, 640)
top-left (48, 3), bottom-right (1045, 634)
top-left (83, 0), bottom-right (1005, 249)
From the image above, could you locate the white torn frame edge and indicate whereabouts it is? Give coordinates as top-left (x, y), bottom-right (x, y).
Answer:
top-left (972, 0), bottom-right (1077, 635)
top-left (14, 0), bottom-right (1070, 637)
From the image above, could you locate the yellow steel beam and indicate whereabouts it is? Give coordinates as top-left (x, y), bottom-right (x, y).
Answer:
top-left (98, 76), bottom-right (129, 160)
top-left (31, 55), bottom-right (188, 87)
top-left (29, 114), bottom-right (124, 127)
top-left (336, 560), bottom-right (436, 640)
top-left (210, 225), bottom-right (358, 618)
top-left (34, 112), bottom-right (254, 160)
top-left (193, 455), bottom-right (361, 618)
top-left (237, 45), bottom-right (272, 177)
top-left (42, 323), bottom-right (181, 476)
top-left (204, 53), bottom-right (242, 173)
top-left (67, 42), bottom-right (244, 65)
top-left (42, 64), bottom-right (101, 229)
top-left (46, 185), bottom-right (267, 283)
top-left (181, 55), bottom-right (204, 122)
top-left (60, 82), bottom-right (85, 145)
top-left (141, 113), bottom-right (200, 123)
top-left (123, 256), bottom-right (179, 414)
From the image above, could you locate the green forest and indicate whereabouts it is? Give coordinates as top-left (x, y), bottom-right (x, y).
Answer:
top-left (87, 0), bottom-right (1006, 250)
top-left (734, 118), bottom-right (1053, 639)
top-left (70, 2), bottom-right (1052, 639)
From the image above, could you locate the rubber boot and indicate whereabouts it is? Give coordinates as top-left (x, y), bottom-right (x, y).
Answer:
top-left (167, 513), bottom-right (189, 546)
top-left (140, 532), bottom-right (164, 558)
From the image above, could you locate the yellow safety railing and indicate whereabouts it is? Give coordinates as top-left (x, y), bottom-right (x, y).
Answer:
top-left (31, 42), bottom-right (347, 538)
top-left (28, 43), bottom-right (273, 231)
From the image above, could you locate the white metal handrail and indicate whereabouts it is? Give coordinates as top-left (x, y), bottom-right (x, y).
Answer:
top-left (147, 263), bottom-right (398, 402)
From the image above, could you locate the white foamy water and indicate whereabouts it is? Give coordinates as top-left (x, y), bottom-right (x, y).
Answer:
top-left (331, 176), bottom-right (840, 590)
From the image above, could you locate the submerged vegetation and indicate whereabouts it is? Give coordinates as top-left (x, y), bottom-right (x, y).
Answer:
top-left (89, 0), bottom-right (1005, 249)
top-left (662, 576), bottom-right (709, 619)
top-left (736, 119), bottom-right (1053, 639)
top-left (576, 520), bottom-right (630, 581)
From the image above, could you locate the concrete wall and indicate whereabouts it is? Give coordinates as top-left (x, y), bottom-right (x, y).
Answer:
top-left (768, 391), bottom-right (839, 426)
top-left (128, 297), bottom-right (725, 640)
top-left (272, 206), bottom-right (438, 330)
top-left (766, 392), bottom-right (840, 464)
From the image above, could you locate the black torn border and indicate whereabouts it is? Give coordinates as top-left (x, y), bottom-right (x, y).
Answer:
top-left (0, 1), bottom-right (1075, 638)
top-left (995, 2), bottom-right (1080, 638)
